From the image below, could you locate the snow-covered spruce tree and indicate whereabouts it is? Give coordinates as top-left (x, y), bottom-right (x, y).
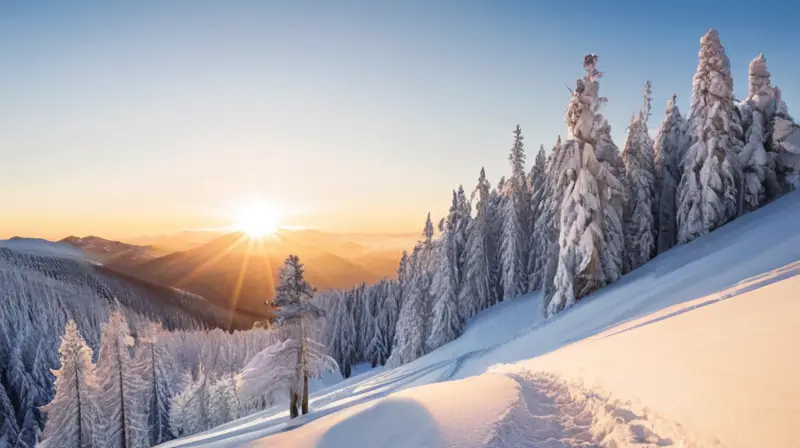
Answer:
top-left (428, 186), bottom-right (472, 350)
top-left (487, 177), bottom-right (506, 302)
top-left (548, 54), bottom-right (614, 316)
top-left (40, 321), bottom-right (102, 448)
top-left (738, 53), bottom-right (774, 211)
top-left (460, 168), bottom-right (497, 319)
top-left (133, 322), bottom-right (181, 445)
top-left (677, 29), bottom-right (745, 244)
top-left (739, 52), bottom-right (799, 196)
top-left (377, 279), bottom-right (400, 365)
top-left (500, 126), bottom-right (529, 299)
top-left (771, 91), bottom-right (800, 191)
top-left (529, 136), bottom-right (564, 298)
top-left (594, 116), bottom-right (627, 281)
top-left (653, 94), bottom-right (684, 254)
top-left (239, 255), bottom-right (337, 418)
top-left (622, 82), bottom-right (657, 270)
top-left (364, 283), bottom-right (385, 367)
top-left (168, 366), bottom-right (209, 437)
top-left (324, 290), bottom-right (356, 377)
top-left (207, 375), bottom-right (239, 428)
top-left (95, 310), bottom-right (148, 448)
top-left (387, 214), bottom-right (436, 367)
top-left (525, 145), bottom-right (547, 291)
top-left (5, 331), bottom-right (43, 447)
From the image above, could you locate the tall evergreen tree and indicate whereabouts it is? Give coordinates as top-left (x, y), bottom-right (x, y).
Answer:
top-left (428, 188), bottom-right (471, 350)
top-left (530, 136), bottom-right (566, 299)
top-left (548, 54), bottom-right (613, 316)
top-left (460, 168), bottom-right (497, 319)
top-left (738, 53), bottom-right (774, 212)
top-left (95, 310), bottom-right (148, 448)
top-left (5, 332), bottom-right (43, 447)
top-left (525, 145), bottom-right (548, 291)
top-left (487, 177), bottom-right (506, 302)
top-left (677, 29), bottom-right (745, 244)
top-left (268, 255), bottom-right (333, 418)
top-left (594, 120), bottom-right (628, 281)
top-left (623, 82), bottom-right (657, 270)
top-left (500, 126), bottom-right (529, 299)
top-left (40, 321), bottom-right (102, 448)
top-left (133, 322), bottom-right (180, 445)
top-left (387, 214), bottom-right (436, 367)
top-left (653, 94), bottom-right (685, 254)
top-left (739, 52), bottom-right (799, 198)
top-left (325, 291), bottom-right (356, 377)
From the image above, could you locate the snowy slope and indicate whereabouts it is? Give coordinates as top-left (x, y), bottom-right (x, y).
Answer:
top-left (161, 192), bottom-right (800, 448)
top-left (0, 237), bottom-right (87, 261)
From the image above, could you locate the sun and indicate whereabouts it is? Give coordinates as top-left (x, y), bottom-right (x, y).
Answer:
top-left (233, 201), bottom-right (281, 238)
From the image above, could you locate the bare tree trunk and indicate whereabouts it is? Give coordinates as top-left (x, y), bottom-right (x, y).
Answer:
top-left (301, 373), bottom-right (309, 415)
top-left (289, 390), bottom-right (299, 419)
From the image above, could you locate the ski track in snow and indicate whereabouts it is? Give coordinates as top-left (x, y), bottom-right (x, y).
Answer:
top-left (484, 371), bottom-right (708, 448)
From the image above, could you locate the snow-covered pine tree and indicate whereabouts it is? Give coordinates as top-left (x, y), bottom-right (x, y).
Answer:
top-left (594, 118), bottom-right (627, 281)
top-left (364, 283), bottom-right (385, 367)
top-left (460, 168), bottom-right (497, 319)
top-left (548, 54), bottom-right (612, 316)
top-left (5, 331), bottom-right (43, 447)
top-left (622, 82), bottom-right (657, 270)
top-left (239, 255), bottom-right (337, 418)
top-left (133, 322), bottom-right (181, 445)
top-left (428, 192), bottom-right (464, 351)
top-left (168, 367), bottom-right (209, 438)
top-left (771, 92), bottom-right (800, 191)
top-left (530, 136), bottom-right (566, 300)
top-left (40, 321), bottom-right (102, 448)
top-left (739, 53), bottom-right (799, 197)
top-left (526, 145), bottom-right (547, 291)
top-left (487, 177), bottom-right (506, 301)
top-left (387, 214), bottom-right (436, 367)
top-left (738, 53), bottom-right (774, 212)
top-left (500, 126), bottom-right (529, 299)
top-left (95, 310), bottom-right (148, 448)
top-left (324, 290), bottom-right (356, 377)
top-left (207, 375), bottom-right (239, 428)
top-left (677, 29), bottom-right (745, 244)
top-left (374, 279), bottom-right (397, 366)
top-left (653, 94), bottom-right (684, 254)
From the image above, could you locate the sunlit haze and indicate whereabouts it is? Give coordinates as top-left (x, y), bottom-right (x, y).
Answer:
top-left (1, 0), bottom-right (797, 240)
top-left (232, 201), bottom-right (282, 238)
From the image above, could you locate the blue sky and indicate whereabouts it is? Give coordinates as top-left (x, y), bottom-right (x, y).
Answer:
top-left (1, 0), bottom-right (798, 239)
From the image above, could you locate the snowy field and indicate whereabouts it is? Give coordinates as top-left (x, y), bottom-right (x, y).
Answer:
top-left (160, 192), bottom-right (800, 448)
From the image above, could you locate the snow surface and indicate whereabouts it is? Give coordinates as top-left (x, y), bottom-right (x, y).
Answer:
top-left (161, 192), bottom-right (800, 448)
top-left (0, 237), bottom-right (88, 261)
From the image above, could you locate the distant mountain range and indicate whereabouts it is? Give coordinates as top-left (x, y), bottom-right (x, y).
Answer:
top-left (62, 229), bottom-right (416, 317)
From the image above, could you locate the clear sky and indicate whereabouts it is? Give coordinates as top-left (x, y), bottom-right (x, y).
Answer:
top-left (1, 0), bottom-right (798, 240)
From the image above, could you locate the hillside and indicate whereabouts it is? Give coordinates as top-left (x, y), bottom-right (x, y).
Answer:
top-left (127, 230), bottom-right (406, 316)
top-left (60, 234), bottom-right (166, 268)
top-left (0, 239), bottom-right (260, 446)
top-left (160, 192), bottom-right (800, 447)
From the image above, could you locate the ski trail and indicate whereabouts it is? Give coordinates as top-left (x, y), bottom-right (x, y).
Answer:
top-left (484, 371), bottom-right (721, 448)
